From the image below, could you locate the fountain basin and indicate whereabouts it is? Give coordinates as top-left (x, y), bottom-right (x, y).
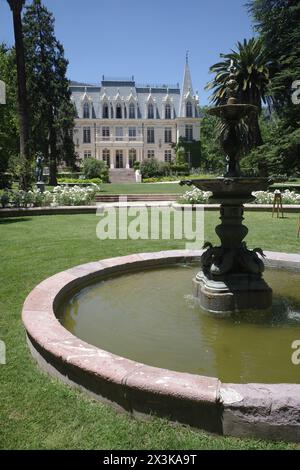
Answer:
top-left (22, 250), bottom-right (300, 442)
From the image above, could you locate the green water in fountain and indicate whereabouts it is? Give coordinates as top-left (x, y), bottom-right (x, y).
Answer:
top-left (60, 264), bottom-right (300, 383)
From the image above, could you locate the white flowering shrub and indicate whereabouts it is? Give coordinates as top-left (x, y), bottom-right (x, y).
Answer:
top-left (51, 184), bottom-right (99, 206)
top-left (6, 184), bottom-right (99, 208)
top-left (179, 188), bottom-right (212, 204)
top-left (181, 187), bottom-right (300, 205)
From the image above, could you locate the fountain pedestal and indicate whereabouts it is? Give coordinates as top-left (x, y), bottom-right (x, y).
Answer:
top-left (185, 177), bottom-right (273, 314)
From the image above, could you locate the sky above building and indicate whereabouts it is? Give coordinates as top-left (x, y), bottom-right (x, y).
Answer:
top-left (0, 0), bottom-right (255, 105)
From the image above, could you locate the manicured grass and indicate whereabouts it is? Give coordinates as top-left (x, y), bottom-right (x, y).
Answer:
top-left (0, 211), bottom-right (300, 449)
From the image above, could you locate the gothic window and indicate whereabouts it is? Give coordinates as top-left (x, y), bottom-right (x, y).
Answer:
top-left (148, 103), bottom-right (154, 119)
top-left (129, 103), bottom-right (135, 119)
top-left (115, 127), bottom-right (123, 141)
top-left (116, 104), bottom-right (122, 119)
top-left (165, 103), bottom-right (171, 119)
top-left (83, 102), bottom-right (90, 119)
top-left (185, 124), bottom-right (193, 141)
top-left (110, 106), bottom-right (114, 118)
top-left (186, 101), bottom-right (193, 117)
top-left (147, 127), bottom-right (155, 143)
top-left (102, 126), bottom-right (110, 140)
top-left (164, 127), bottom-right (172, 143)
top-left (129, 127), bottom-right (136, 141)
top-left (102, 104), bottom-right (109, 119)
top-left (164, 150), bottom-right (172, 163)
top-left (83, 127), bottom-right (91, 143)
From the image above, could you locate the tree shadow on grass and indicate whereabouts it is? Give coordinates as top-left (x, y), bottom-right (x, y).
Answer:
top-left (0, 217), bottom-right (32, 225)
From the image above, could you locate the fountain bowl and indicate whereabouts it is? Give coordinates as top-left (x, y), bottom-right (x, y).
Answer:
top-left (22, 250), bottom-right (300, 443)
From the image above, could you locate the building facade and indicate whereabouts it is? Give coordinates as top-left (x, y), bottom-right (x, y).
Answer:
top-left (70, 60), bottom-right (200, 169)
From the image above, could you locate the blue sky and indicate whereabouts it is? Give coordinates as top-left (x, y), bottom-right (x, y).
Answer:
top-left (0, 0), bottom-right (255, 104)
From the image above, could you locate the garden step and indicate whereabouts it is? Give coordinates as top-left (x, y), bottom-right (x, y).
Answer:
top-left (108, 169), bottom-right (136, 183)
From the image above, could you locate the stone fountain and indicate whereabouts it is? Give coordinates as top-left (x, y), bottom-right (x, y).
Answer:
top-left (181, 62), bottom-right (272, 314)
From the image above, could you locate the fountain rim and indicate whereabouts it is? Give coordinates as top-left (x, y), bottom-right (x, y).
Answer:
top-left (22, 249), bottom-right (300, 442)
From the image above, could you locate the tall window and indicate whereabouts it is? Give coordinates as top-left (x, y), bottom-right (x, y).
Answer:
top-left (147, 150), bottom-right (155, 159)
top-left (116, 150), bottom-right (123, 168)
top-left (83, 127), bottom-right (91, 143)
top-left (186, 101), bottom-right (193, 117)
top-left (148, 103), bottom-right (154, 119)
top-left (129, 149), bottom-right (136, 168)
top-left (102, 149), bottom-right (110, 166)
top-left (115, 127), bottom-right (123, 141)
top-left (164, 150), bottom-right (172, 163)
top-left (83, 102), bottom-right (90, 119)
top-left (165, 103), bottom-right (171, 119)
top-left (129, 127), bottom-right (136, 141)
top-left (110, 106), bottom-right (114, 118)
top-left (164, 127), bottom-right (172, 143)
top-left (102, 126), bottom-right (110, 140)
top-left (147, 127), bottom-right (155, 143)
top-left (116, 104), bottom-right (122, 119)
top-left (102, 104), bottom-right (109, 118)
top-left (129, 103), bottom-right (135, 119)
top-left (185, 124), bottom-right (193, 141)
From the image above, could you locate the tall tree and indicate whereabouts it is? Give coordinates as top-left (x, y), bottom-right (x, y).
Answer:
top-left (23, 0), bottom-right (75, 186)
top-left (248, 0), bottom-right (300, 125)
top-left (7, 0), bottom-right (31, 190)
top-left (245, 0), bottom-right (300, 175)
top-left (206, 38), bottom-right (271, 151)
top-left (0, 45), bottom-right (19, 187)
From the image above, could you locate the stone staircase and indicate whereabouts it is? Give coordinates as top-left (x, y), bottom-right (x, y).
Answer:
top-left (95, 194), bottom-right (180, 202)
top-left (108, 169), bottom-right (136, 183)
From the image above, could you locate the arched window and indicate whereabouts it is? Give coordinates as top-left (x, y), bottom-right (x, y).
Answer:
top-left (129, 149), bottom-right (136, 168)
top-left (102, 103), bottom-right (109, 119)
top-left (129, 103), bottom-right (135, 119)
top-left (165, 103), bottom-right (171, 119)
top-left (148, 103), bottom-right (154, 119)
top-left (110, 106), bottom-right (114, 119)
top-left (116, 104), bottom-right (122, 119)
top-left (83, 102), bottom-right (90, 119)
top-left (102, 149), bottom-right (110, 167)
top-left (186, 101), bottom-right (193, 117)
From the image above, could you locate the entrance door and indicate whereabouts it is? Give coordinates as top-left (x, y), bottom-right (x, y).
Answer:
top-left (116, 150), bottom-right (124, 168)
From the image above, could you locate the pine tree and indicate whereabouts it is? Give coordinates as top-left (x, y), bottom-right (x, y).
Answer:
top-left (7, 0), bottom-right (31, 190)
top-left (23, 0), bottom-right (75, 186)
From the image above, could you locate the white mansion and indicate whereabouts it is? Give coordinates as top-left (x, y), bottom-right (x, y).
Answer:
top-left (70, 60), bottom-right (200, 170)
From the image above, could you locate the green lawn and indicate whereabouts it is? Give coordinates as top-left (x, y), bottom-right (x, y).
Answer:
top-left (0, 211), bottom-right (300, 449)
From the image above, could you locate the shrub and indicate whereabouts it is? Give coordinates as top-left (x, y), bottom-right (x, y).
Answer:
top-left (0, 190), bottom-right (10, 208)
top-left (57, 177), bottom-right (102, 185)
top-left (0, 173), bottom-right (13, 189)
top-left (140, 158), bottom-right (171, 178)
top-left (57, 172), bottom-right (83, 180)
top-left (82, 158), bottom-right (108, 182)
top-left (170, 163), bottom-right (190, 175)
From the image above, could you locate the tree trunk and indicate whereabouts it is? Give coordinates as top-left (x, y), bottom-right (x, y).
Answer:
top-left (7, 0), bottom-right (31, 190)
top-left (49, 118), bottom-right (57, 186)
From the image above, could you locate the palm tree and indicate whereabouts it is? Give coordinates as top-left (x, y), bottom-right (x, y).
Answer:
top-left (7, 0), bottom-right (31, 190)
top-left (206, 38), bottom-right (271, 151)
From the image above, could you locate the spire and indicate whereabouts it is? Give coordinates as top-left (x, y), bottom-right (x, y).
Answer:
top-left (179, 53), bottom-right (194, 117)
